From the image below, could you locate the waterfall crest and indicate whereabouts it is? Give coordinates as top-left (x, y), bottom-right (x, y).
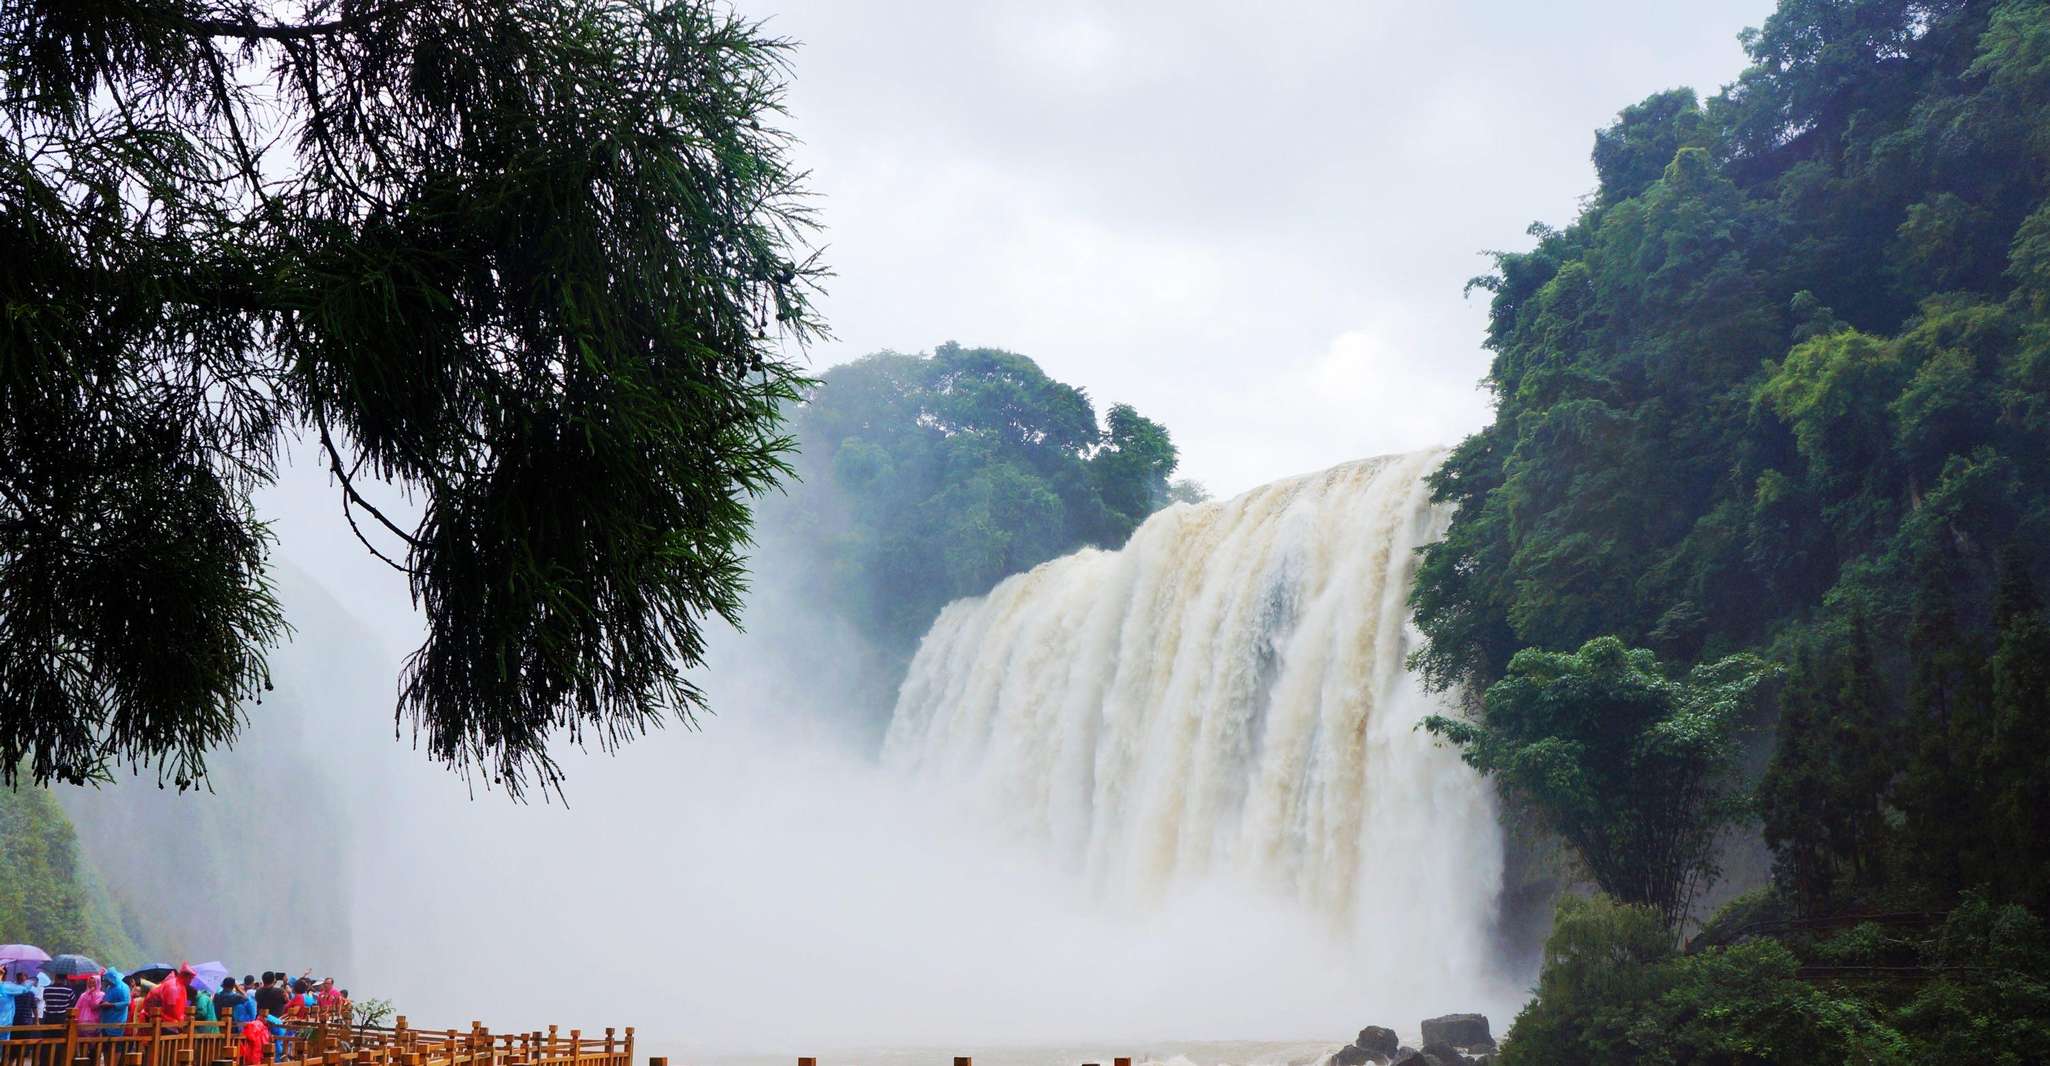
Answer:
top-left (885, 450), bottom-right (1505, 991)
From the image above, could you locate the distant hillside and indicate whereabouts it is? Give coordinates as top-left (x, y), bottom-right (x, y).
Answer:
top-left (0, 782), bottom-right (143, 963)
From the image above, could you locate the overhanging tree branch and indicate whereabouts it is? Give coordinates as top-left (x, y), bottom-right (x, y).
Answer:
top-left (177, 1), bottom-right (425, 42)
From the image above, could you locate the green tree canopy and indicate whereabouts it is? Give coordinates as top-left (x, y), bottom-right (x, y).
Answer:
top-left (0, 0), bottom-right (822, 796)
top-left (1426, 637), bottom-right (1773, 930)
top-left (0, 783), bottom-right (142, 961)
top-left (1414, 0), bottom-right (2050, 913)
top-left (783, 342), bottom-right (1184, 664)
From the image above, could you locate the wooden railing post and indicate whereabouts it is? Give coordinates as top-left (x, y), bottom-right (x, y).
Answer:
top-left (621, 1030), bottom-right (632, 1066)
top-left (1116, 1058), bottom-right (1133, 1066)
top-left (953, 1059), bottom-right (971, 1066)
top-left (64, 1010), bottom-right (81, 1066)
top-left (795, 1058), bottom-right (815, 1066)
top-left (566, 1032), bottom-right (579, 1066)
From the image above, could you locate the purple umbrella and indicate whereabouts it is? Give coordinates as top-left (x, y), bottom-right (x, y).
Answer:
top-left (0, 945), bottom-right (48, 973)
top-left (191, 962), bottom-right (229, 993)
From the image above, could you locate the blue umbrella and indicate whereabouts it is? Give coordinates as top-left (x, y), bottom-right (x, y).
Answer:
top-left (43, 955), bottom-right (100, 979)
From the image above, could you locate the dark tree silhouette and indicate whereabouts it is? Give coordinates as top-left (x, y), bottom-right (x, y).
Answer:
top-left (0, 0), bottom-right (823, 796)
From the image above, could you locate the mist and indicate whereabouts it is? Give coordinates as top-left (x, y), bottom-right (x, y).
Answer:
top-left (117, 446), bottom-right (1525, 1059)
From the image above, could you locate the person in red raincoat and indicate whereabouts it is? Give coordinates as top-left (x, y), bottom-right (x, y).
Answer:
top-left (140, 965), bottom-right (193, 1029)
top-left (236, 1018), bottom-right (271, 1065)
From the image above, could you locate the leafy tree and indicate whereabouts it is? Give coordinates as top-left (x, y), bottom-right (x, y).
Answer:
top-left (1591, 88), bottom-right (1709, 206)
top-left (1093, 403), bottom-right (1180, 530)
top-left (1421, 0), bottom-right (2050, 1055)
top-left (0, 783), bottom-right (142, 960)
top-left (1982, 549), bottom-right (2050, 907)
top-left (782, 343), bottom-right (1182, 668)
top-left (1415, 0), bottom-right (2050, 912)
top-left (1165, 478), bottom-right (1211, 505)
top-left (1755, 620), bottom-right (1896, 911)
top-left (1425, 637), bottom-right (1774, 931)
top-left (1502, 894), bottom-right (1915, 1066)
top-left (1496, 894), bottom-right (1674, 1066)
top-left (0, 0), bottom-right (821, 795)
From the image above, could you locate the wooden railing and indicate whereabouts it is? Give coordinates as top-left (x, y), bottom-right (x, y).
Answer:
top-left (0, 1016), bottom-right (635, 1066)
top-left (3, 1020), bottom-right (1140, 1066)
top-left (313, 1016), bottom-right (635, 1066)
top-left (0, 1018), bottom-right (229, 1066)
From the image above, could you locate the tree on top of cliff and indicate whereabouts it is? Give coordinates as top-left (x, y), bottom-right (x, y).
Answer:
top-left (784, 343), bottom-right (1183, 659)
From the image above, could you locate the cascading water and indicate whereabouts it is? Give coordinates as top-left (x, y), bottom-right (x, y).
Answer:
top-left (884, 450), bottom-right (1507, 1003)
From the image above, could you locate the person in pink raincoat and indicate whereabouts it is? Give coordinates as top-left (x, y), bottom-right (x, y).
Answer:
top-left (74, 974), bottom-right (104, 1025)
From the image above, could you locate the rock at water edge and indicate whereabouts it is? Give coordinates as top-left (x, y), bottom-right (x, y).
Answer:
top-left (1355, 1027), bottom-right (1400, 1058)
top-left (1331, 1045), bottom-right (1372, 1066)
top-left (1420, 1042), bottom-right (1469, 1066)
top-left (1420, 1014), bottom-right (1492, 1051)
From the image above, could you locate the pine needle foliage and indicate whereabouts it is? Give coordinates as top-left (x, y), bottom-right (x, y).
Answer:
top-left (0, 0), bottom-right (824, 797)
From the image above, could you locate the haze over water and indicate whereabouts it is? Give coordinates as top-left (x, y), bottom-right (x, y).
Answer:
top-left (243, 453), bottom-right (1524, 1060)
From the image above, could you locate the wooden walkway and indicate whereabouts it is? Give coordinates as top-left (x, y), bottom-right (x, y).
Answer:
top-left (0, 1017), bottom-right (1145, 1066)
top-left (0, 1015), bottom-right (635, 1066)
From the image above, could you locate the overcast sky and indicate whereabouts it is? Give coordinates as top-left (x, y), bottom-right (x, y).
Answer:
top-left (721, 0), bottom-right (1779, 497)
top-left (264, 0), bottom-right (1779, 643)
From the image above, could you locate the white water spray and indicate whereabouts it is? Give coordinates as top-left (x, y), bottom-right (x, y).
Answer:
top-left (884, 451), bottom-right (1506, 1000)
top-left (62, 449), bottom-right (1517, 1056)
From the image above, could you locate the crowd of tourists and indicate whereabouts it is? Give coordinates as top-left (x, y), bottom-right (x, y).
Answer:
top-left (0, 959), bottom-right (353, 1065)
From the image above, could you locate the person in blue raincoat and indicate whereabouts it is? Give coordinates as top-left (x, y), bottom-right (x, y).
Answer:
top-left (0, 969), bottom-right (37, 1038)
top-left (97, 968), bottom-right (132, 1035)
top-left (263, 1011), bottom-right (291, 1063)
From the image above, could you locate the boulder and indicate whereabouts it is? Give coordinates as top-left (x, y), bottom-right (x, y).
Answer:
top-left (1331, 1044), bottom-right (1372, 1066)
top-left (1355, 1027), bottom-right (1400, 1058)
top-left (1420, 1042), bottom-right (1468, 1066)
top-left (1387, 1049), bottom-right (1426, 1066)
top-left (1420, 1014), bottom-right (1492, 1051)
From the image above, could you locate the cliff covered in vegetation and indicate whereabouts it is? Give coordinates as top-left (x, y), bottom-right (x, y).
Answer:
top-left (0, 782), bottom-right (143, 963)
top-left (1415, 0), bottom-right (2050, 1060)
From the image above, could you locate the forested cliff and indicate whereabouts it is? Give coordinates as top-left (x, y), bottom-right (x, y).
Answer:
top-left (1415, 0), bottom-right (2050, 1059)
top-left (747, 342), bottom-right (1192, 731)
top-left (0, 784), bottom-right (142, 962)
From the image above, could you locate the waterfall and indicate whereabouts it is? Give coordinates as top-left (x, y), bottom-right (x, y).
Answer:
top-left (884, 450), bottom-right (1505, 997)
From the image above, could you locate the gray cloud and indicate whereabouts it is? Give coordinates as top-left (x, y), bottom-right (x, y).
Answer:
top-left (736, 0), bottom-right (1777, 495)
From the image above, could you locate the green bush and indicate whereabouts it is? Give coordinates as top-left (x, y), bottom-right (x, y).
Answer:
top-left (1504, 892), bottom-right (2050, 1066)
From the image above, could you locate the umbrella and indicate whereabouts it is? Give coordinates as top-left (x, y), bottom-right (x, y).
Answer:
top-left (43, 954), bottom-right (99, 979)
top-left (0, 946), bottom-right (48, 968)
top-left (0, 946), bottom-right (46, 982)
top-left (128, 965), bottom-right (174, 984)
top-left (191, 962), bottom-right (229, 994)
